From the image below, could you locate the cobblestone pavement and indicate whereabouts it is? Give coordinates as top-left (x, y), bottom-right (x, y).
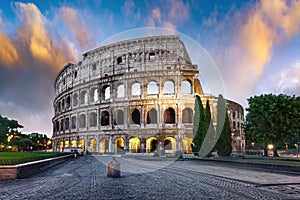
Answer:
top-left (1, 156), bottom-right (300, 200)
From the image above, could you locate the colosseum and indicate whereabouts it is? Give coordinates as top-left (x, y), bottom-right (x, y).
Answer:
top-left (52, 35), bottom-right (245, 155)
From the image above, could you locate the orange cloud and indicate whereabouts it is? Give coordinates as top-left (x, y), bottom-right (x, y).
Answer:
top-left (13, 2), bottom-right (79, 72)
top-left (60, 7), bottom-right (91, 50)
top-left (0, 32), bottom-right (19, 66)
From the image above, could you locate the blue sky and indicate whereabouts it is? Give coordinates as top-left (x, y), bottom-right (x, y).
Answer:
top-left (0, 0), bottom-right (299, 136)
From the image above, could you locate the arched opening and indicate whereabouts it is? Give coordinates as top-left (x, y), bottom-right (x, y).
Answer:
top-left (100, 138), bottom-right (109, 153)
top-left (80, 91), bottom-right (88, 104)
top-left (131, 82), bottom-right (141, 96)
top-left (66, 96), bottom-right (71, 108)
top-left (163, 80), bottom-right (175, 94)
top-left (90, 88), bottom-right (99, 102)
top-left (101, 111), bottom-right (110, 126)
top-left (61, 99), bottom-right (65, 110)
top-left (131, 109), bottom-right (140, 124)
top-left (129, 137), bottom-right (140, 153)
top-left (147, 81), bottom-right (158, 95)
top-left (79, 139), bottom-right (84, 152)
top-left (114, 137), bottom-right (124, 154)
top-left (89, 112), bottom-right (97, 127)
top-left (117, 84), bottom-right (125, 98)
top-left (88, 139), bottom-right (96, 152)
top-left (181, 80), bottom-right (192, 94)
top-left (146, 137), bottom-right (158, 153)
top-left (64, 140), bottom-right (69, 148)
top-left (59, 141), bottom-right (63, 151)
top-left (149, 52), bottom-right (155, 61)
top-left (58, 102), bottom-right (61, 112)
top-left (71, 116), bottom-right (76, 129)
top-left (73, 93), bottom-right (78, 106)
top-left (182, 108), bottom-right (193, 123)
top-left (79, 114), bottom-right (86, 128)
top-left (147, 108), bottom-right (157, 124)
top-left (71, 139), bottom-right (77, 147)
top-left (164, 108), bottom-right (175, 123)
top-left (182, 138), bottom-right (193, 154)
top-left (164, 137), bottom-right (176, 153)
top-left (115, 109), bottom-right (124, 125)
top-left (65, 118), bottom-right (69, 130)
top-left (60, 119), bottom-right (64, 131)
top-left (101, 85), bottom-right (110, 100)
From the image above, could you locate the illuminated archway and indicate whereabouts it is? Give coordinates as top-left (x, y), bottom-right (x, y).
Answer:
top-left (182, 137), bottom-right (193, 154)
top-left (115, 137), bottom-right (124, 154)
top-left (79, 139), bottom-right (84, 152)
top-left (88, 139), bottom-right (96, 152)
top-left (129, 137), bottom-right (140, 153)
top-left (71, 139), bottom-right (77, 147)
top-left (146, 137), bottom-right (158, 153)
top-left (164, 137), bottom-right (176, 153)
top-left (100, 138), bottom-right (109, 153)
top-left (59, 141), bottom-right (63, 152)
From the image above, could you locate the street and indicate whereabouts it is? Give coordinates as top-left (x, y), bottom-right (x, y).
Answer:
top-left (0, 156), bottom-right (300, 200)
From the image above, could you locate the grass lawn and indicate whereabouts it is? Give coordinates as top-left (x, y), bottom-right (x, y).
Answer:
top-left (0, 152), bottom-right (68, 165)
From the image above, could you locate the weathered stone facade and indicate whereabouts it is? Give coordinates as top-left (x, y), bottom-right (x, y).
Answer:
top-left (52, 35), bottom-right (244, 155)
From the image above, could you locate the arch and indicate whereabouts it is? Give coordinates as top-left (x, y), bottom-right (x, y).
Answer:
top-left (100, 138), bottom-right (109, 153)
top-left (65, 117), bottom-right (69, 130)
top-left (164, 108), bottom-right (175, 123)
top-left (88, 138), bottom-right (96, 152)
top-left (146, 137), bottom-right (158, 153)
top-left (181, 80), bottom-right (192, 94)
top-left (147, 108), bottom-right (157, 124)
top-left (90, 88), bottom-right (99, 102)
top-left (115, 109), bottom-right (124, 125)
top-left (64, 140), bottom-right (69, 148)
top-left (182, 108), bottom-right (193, 123)
top-left (131, 109), bottom-right (140, 124)
top-left (73, 93), bottom-right (78, 106)
top-left (182, 137), bottom-right (193, 154)
top-left (80, 91), bottom-right (88, 104)
top-left (79, 114), bottom-right (86, 128)
top-left (59, 141), bottom-right (63, 151)
top-left (71, 116), bottom-right (76, 129)
top-left (71, 139), bottom-right (77, 147)
top-left (66, 96), bottom-right (71, 109)
top-left (114, 137), bottom-right (124, 154)
top-left (129, 137), bottom-right (140, 153)
top-left (61, 99), bottom-right (65, 110)
top-left (60, 119), bottom-right (64, 131)
top-left (233, 121), bottom-right (236, 129)
top-left (89, 112), bottom-right (97, 127)
top-left (147, 81), bottom-right (158, 95)
top-left (101, 85), bottom-right (110, 100)
top-left (79, 139), bottom-right (84, 152)
top-left (117, 84), bottom-right (125, 98)
top-left (101, 110), bottom-right (110, 126)
top-left (163, 80), bottom-right (175, 94)
top-left (131, 82), bottom-right (141, 96)
top-left (58, 102), bottom-right (61, 112)
top-left (164, 137), bottom-right (176, 153)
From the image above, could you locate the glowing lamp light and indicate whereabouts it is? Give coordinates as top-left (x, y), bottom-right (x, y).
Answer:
top-left (268, 144), bottom-right (274, 150)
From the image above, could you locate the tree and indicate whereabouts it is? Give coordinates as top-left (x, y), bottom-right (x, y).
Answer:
top-left (215, 94), bottom-right (232, 156)
top-left (245, 94), bottom-right (300, 157)
top-left (192, 95), bottom-right (205, 155)
top-left (0, 115), bottom-right (23, 144)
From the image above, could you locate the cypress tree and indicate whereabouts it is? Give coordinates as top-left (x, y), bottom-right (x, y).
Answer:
top-left (215, 95), bottom-right (232, 156)
top-left (192, 95), bottom-right (205, 155)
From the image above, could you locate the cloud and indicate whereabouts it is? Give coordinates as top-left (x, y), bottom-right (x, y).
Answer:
top-left (0, 2), bottom-right (83, 136)
top-left (146, 0), bottom-right (190, 30)
top-left (0, 32), bottom-right (19, 66)
top-left (206, 0), bottom-right (300, 105)
top-left (121, 0), bottom-right (141, 26)
top-left (60, 6), bottom-right (93, 50)
top-left (276, 62), bottom-right (300, 94)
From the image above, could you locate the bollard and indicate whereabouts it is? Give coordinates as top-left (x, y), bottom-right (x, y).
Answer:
top-left (107, 157), bottom-right (120, 178)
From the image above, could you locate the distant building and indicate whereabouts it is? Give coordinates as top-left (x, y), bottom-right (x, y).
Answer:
top-left (52, 35), bottom-right (245, 155)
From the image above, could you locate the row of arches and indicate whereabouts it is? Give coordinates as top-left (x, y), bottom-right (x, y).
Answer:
top-left (55, 80), bottom-right (193, 114)
top-left (54, 107), bottom-right (193, 132)
top-left (58, 136), bottom-right (193, 154)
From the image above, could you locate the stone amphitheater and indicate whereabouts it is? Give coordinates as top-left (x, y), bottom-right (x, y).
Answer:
top-left (52, 35), bottom-right (245, 155)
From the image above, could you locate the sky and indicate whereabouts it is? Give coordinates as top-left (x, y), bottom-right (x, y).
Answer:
top-left (0, 0), bottom-right (299, 137)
